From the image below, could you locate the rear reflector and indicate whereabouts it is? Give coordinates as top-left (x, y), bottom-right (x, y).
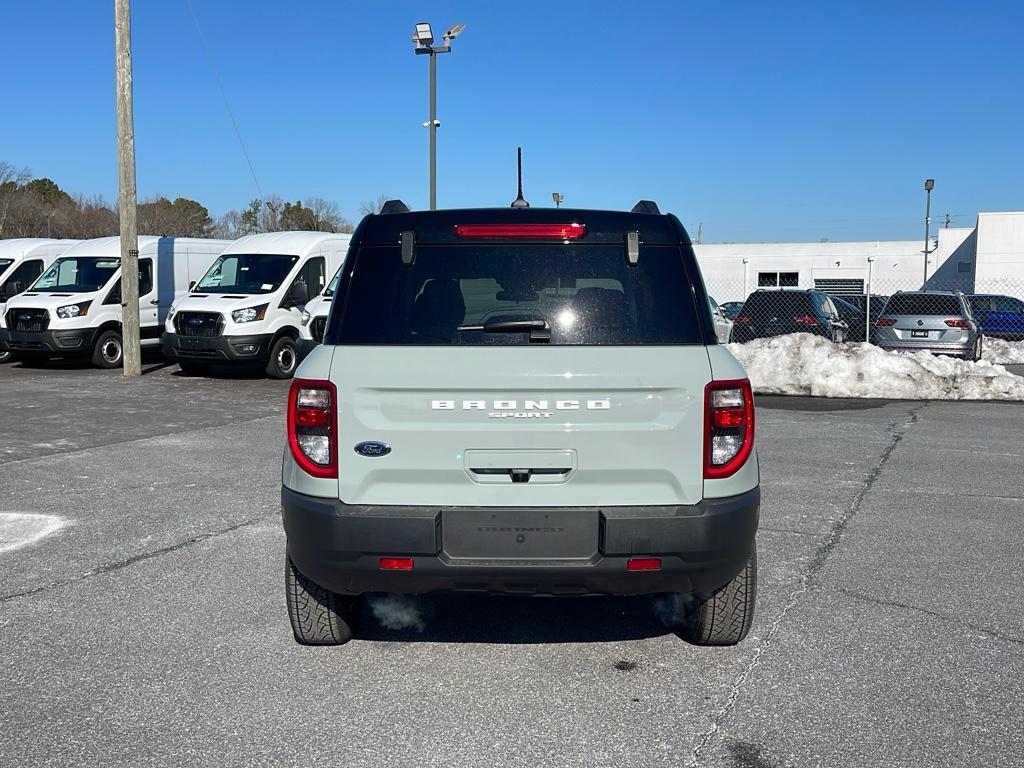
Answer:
top-left (627, 557), bottom-right (662, 572)
top-left (454, 223), bottom-right (586, 240)
top-left (379, 557), bottom-right (414, 571)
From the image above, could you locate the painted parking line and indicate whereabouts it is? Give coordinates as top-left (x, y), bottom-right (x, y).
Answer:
top-left (0, 513), bottom-right (68, 554)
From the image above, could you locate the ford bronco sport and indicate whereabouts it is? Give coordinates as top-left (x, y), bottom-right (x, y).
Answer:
top-left (281, 201), bottom-right (759, 646)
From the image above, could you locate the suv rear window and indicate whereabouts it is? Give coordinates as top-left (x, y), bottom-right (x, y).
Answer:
top-left (742, 292), bottom-right (816, 315)
top-left (329, 244), bottom-right (704, 345)
top-left (883, 294), bottom-right (962, 316)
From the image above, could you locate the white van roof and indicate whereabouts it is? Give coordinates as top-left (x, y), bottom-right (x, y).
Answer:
top-left (0, 238), bottom-right (79, 259)
top-left (221, 231), bottom-right (351, 258)
top-left (58, 236), bottom-right (229, 260)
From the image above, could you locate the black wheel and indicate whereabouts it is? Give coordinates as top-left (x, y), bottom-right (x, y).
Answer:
top-left (285, 555), bottom-right (358, 645)
top-left (91, 329), bottom-right (123, 368)
top-left (685, 544), bottom-right (757, 646)
top-left (266, 335), bottom-right (299, 379)
top-left (178, 360), bottom-right (210, 376)
top-left (966, 337), bottom-right (982, 362)
top-left (0, 349), bottom-right (12, 364)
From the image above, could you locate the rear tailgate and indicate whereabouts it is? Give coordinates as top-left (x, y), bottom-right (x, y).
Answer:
top-left (333, 346), bottom-right (711, 507)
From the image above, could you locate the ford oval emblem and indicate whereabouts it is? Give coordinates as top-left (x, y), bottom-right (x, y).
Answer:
top-left (354, 441), bottom-right (391, 457)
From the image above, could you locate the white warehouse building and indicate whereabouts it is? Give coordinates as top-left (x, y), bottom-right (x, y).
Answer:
top-left (694, 210), bottom-right (1024, 303)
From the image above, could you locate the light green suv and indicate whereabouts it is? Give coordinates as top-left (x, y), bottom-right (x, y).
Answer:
top-left (281, 201), bottom-right (760, 646)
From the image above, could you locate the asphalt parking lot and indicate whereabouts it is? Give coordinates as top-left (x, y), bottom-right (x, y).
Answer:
top-left (1, 359), bottom-right (1022, 768)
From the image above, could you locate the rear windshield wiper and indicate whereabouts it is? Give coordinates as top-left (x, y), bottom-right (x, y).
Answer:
top-left (457, 319), bottom-right (551, 343)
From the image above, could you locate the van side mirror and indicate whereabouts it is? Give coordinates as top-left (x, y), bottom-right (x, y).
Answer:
top-left (188, 281), bottom-right (196, 291)
top-left (290, 280), bottom-right (309, 307)
top-left (3, 282), bottom-right (20, 300)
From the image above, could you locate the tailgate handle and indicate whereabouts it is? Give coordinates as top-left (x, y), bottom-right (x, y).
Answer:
top-left (464, 449), bottom-right (577, 485)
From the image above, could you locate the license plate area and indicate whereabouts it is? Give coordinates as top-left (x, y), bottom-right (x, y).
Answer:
top-left (180, 337), bottom-right (202, 350)
top-left (911, 330), bottom-right (929, 338)
top-left (442, 508), bottom-right (599, 560)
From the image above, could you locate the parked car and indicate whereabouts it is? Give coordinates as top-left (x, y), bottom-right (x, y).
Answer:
top-left (829, 296), bottom-right (869, 342)
top-left (730, 289), bottom-right (849, 344)
top-left (874, 291), bottom-right (982, 360)
top-left (967, 294), bottom-right (1024, 340)
top-left (297, 264), bottom-right (343, 360)
top-left (708, 295), bottom-right (734, 343)
top-left (720, 301), bottom-right (745, 320)
top-left (281, 200), bottom-right (759, 647)
top-left (162, 231), bottom-right (351, 378)
top-left (2, 236), bottom-right (227, 368)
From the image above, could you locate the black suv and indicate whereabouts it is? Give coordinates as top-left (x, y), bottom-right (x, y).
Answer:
top-left (731, 289), bottom-right (849, 344)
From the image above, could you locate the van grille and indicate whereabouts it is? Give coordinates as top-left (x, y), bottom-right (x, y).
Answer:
top-left (310, 317), bottom-right (327, 343)
top-left (174, 311), bottom-right (223, 338)
top-left (6, 308), bottom-right (49, 332)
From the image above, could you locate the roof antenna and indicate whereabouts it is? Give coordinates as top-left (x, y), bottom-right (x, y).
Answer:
top-left (511, 146), bottom-right (529, 208)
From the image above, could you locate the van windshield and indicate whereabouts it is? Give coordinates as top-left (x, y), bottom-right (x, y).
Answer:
top-left (323, 267), bottom-right (342, 297)
top-left (328, 244), bottom-right (704, 345)
top-left (31, 257), bottom-right (120, 292)
top-left (196, 253), bottom-right (298, 294)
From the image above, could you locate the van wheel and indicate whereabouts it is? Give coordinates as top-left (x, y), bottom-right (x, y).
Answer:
top-left (685, 544), bottom-right (757, 646)
top-left (286, 555), bottom-right (358, 645)
top-left (266, 336), bottom-right (298, 379)
top-left (178, 360), bottom-right (210, 376)
top-left (91, 330), bottom-right (123, 368)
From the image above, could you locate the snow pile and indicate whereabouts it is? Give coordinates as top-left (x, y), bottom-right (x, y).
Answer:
top-left (982, 338), bottom-right (1024, 364)
top-left (727, 333), bottom-right (1024, 400)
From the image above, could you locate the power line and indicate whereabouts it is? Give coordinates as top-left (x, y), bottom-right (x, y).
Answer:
top-left (184, 0), bottom-right (265, 206)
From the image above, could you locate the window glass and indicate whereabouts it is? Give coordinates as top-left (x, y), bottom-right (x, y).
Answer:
top-left (330, 244), bottom-right (704, 345)
top-left (995, 297), bottom-right (1024, 312)
top-left (32, 257), bottom-right (119, 292)
top-left (196, 253), bottom-right (299, 294)
top-left (883, 294), bottom-right (962, 316)
top-left (779, 272), bottom-right (799, 287)
top-left (957, 261), bottom-right (972, 274)
top-left (1, 259), bottom-right (44, 297)
top-left (139, 259), bottom-right (153, 295)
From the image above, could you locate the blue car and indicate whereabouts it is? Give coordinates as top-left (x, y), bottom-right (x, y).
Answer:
top-left (967, 295), bottom-right (1024, 340)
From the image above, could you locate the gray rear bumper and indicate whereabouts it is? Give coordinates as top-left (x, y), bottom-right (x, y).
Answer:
top-left (281, 486), bottom-right (759, 597)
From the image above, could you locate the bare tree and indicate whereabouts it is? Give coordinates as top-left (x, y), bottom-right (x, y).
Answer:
top-left (0, 161), bottom-right (31, 237)
top-left (359, 194), bottom-right (390, 216)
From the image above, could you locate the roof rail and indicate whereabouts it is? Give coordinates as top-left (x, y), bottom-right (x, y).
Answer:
top-left (380, 199), bottom-right (411, 214)
top-left (631, 200), bottom-right (661, 214)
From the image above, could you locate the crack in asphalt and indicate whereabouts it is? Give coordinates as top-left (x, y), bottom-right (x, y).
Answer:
top-left (0, 513), bottom-right (276, 605)
top-left (686, 402), bottom-right (929, 767)
top-left (837, 587), bottom-right (1024, 647)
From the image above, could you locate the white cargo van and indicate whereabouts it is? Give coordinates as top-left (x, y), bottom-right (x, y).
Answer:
top-left (0, 239), bottom-right (80, 362)
top-left (2, 236), bottom-right (228, 367)
top-left (162, 231), bottom-right (350, 378)
top-left (296, 263), bottom-right (343, 358)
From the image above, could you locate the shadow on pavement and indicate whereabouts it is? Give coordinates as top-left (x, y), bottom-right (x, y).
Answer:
top-left (353, 592), bottom-right (682, 644)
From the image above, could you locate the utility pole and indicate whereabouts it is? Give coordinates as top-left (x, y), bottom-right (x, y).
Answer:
top-left (115, 0), bottom-right (141, 376)
top-left (922, 179), bottom-right (934, 289)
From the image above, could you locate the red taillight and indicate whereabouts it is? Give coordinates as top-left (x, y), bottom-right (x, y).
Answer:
top-left (379, 557), bottom-right (414, 571)
top-left (704, 379), bottom-right (755, 479)
top-left (793, 314), bottom-right (819, 326)
top-left (944, 318), bottom-right (969, 328)
top-left (454, 223), bottom-right (586, 240)
top-left (875, 317), bottom-right (896, 327)
top-left (627, 557), bottom-right (662, 572)
top-left (733, 314), bottom-right (750, 324)
top-left (287, 379), bottom-right (337, 479)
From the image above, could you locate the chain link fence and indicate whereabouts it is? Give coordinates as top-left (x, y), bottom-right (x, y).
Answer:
top-left (705, 275), bottom-right (1024, 364)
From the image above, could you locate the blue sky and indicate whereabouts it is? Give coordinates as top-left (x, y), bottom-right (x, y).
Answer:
top-left (4, 1), bottom-right (1023, 242)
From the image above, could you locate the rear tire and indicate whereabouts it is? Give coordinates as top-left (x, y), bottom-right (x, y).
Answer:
top-left (966, 337), bottom-right (982, 362)
top-left (266, 335), bottom-right (299, 379)
top-left (91, 329), bottom-right (123, 369)
top-left (285, 555), bottom-right (358, 645)
top-left (0, 349), bottom-right (13, 364)
top-left (177, 360), bottom-right (210, 376)
top-left (686, 544), bottom-right (757, 646)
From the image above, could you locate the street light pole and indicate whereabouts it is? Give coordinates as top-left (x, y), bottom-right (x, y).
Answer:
top-left (922, 178), bottom-right (934, 288)
top-left (413, 22), bottom-right (464, 211)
